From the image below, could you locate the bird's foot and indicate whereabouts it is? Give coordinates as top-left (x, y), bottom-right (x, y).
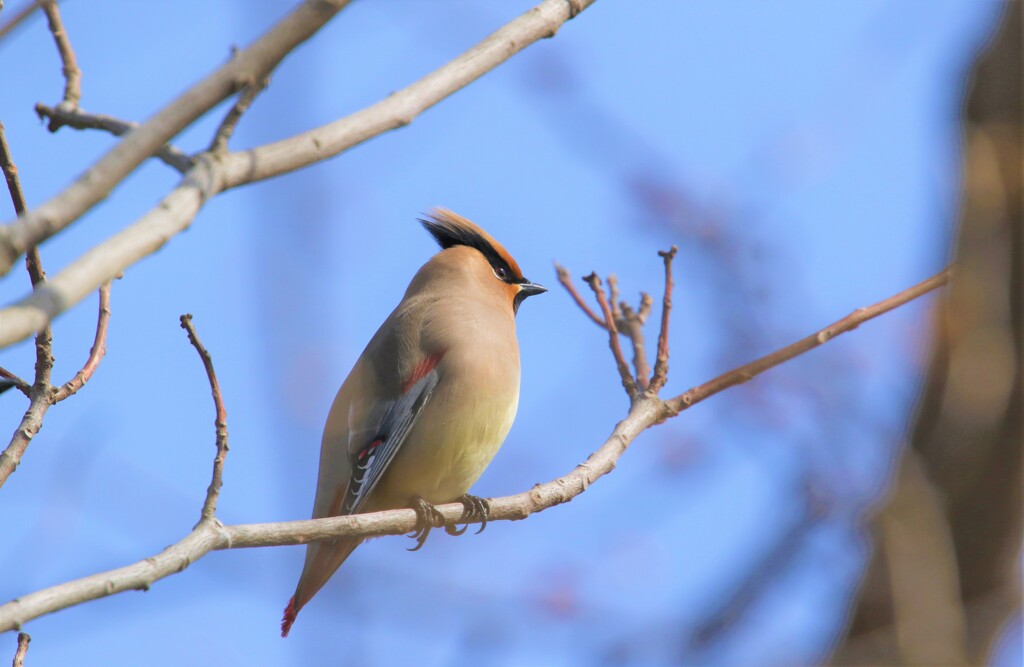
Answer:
top-left (445, 494), bottom-right (490, 536)
top-left (407, 496), bottom-right (445, 551)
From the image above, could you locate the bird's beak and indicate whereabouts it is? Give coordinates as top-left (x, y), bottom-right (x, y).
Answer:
top-left (519, 282), bottom-right (548, 298)
top-left (513, 281), bottom-right (547, 314)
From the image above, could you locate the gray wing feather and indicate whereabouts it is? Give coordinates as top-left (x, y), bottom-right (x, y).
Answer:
top-left (343, 370), bottom-right (439, 514)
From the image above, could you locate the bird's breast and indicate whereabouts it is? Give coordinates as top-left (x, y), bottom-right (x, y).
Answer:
top-left (374, 348), bottom-right (521, 507)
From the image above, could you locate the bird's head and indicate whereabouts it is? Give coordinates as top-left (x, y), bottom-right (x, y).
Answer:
top-left (419, 208), bottom-right (546, 315)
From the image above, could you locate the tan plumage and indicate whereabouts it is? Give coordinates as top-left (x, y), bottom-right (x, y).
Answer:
top-left (281, 209), bottom-right (545, 636)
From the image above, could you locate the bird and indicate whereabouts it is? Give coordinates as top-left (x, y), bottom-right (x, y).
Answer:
top-left (280, 208), bottom-right (546, 637)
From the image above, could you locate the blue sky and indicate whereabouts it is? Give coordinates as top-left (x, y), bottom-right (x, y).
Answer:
top-left (0, 1), bottom-right (1013, 665)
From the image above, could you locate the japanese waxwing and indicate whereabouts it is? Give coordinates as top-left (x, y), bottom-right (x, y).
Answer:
top-left (281, 209), bottom-right (546, 637)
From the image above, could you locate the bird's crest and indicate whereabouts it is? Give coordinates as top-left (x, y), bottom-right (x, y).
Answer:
top-left (419, 208), bottom-right (525, 283)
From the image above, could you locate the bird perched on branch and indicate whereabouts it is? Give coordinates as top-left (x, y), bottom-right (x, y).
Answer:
top-left (281, 209), bottom-right (546, 637)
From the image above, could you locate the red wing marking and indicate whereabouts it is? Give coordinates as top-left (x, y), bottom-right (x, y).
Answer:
top-left (357, 439), bottom-right (383, 460)
top-left (402, 351), bottom-right (445, 394)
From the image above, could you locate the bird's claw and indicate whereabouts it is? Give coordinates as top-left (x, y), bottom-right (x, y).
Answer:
top-left (445, 493), bottom-right (490, 536)
top-left (407, 496), bottom-right (445, 551)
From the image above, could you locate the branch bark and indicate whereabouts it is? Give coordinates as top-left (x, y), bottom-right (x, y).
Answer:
top-left (0, 0), bottom-right (597, 349)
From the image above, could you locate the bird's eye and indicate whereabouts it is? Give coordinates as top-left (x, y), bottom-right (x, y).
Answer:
top-left (493, 266), bottom-right (509, 281)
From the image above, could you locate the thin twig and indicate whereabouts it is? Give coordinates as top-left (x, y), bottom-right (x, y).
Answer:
top-left (0, 0), bottom-right (41, 42)
top-left (665, 268), bottom-right (952, 415)
top-left (619, 301), bottom-right (651, 389)
top-left (584, 272), bottom-right (640, 399)
top-left (51, 281), bottom-right (111, 402)
top-left (0, 268), bottom-right (950, 632)
top-left (39, 0), bottom-right (81, 109)
top-left (11, 632), bottom-right (29, 667)
top-left (0, 121), bottom-right (28, 215)
top-left (179, 314), bottom-right (229, 523)
top-left (608, 274), bottom-right (622, 322)
top-left (34, 104), bottom-right (193, 173)
top-left (555, 263), bottom-right (605, 326)
top-left (649, 245), bottom-right (677, 393)
top-left (208, 74), bottom-right (269, 154)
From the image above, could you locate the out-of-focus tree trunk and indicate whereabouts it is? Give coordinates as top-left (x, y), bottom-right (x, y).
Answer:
top-left (831, 3), bottom-right (1022, 665)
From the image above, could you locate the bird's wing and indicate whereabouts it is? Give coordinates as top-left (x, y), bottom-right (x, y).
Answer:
top-left (341, 360), bottom-right (440, 515)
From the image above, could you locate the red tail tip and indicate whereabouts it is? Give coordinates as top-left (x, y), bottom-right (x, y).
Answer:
top-left (281, 596), bottom-right (298, 638)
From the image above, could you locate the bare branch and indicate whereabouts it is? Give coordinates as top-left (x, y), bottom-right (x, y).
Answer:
top-left (584, 272), bottom-right (640, 399)
top-left (648, 245), bottom-right (677, 393)
top-left (0, 120), bottom-right (110, 487)
top-left (11, 633), bottom-right (29, 667)
top-left (0, 0), bottom-right (598, 348)
top-left (208, 72), bottom-right (269, 154)
top-left (555, 262), bottom-right (605, 326)
top-left (179, 314), bottom-right (229, 523)
top-left (0, 0), bottom-right (355, 275)
top-left (39, 0), bottom-right (81, 109)
top-left (34, 104), bottom-right (193, 173)
top-left (0, 266), bottom-right (949, 632)
top-left (0, 119), bottom-right (54, 489)
top-left (51, 281), bottom-right (111, 402)
top-left (665, 268), bottom-right (952, 415)
top-left (216, 0), bottom-right (597, 190)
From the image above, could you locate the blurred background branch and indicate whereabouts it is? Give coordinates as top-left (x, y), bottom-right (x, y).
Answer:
top-left (831, 3), bottom-right (1021, 664)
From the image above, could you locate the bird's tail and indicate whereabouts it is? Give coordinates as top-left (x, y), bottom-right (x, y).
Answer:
top-left (281, 537), bottom-right (362, 637)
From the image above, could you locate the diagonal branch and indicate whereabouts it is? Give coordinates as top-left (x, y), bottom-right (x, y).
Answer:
top-left (0, 0), bottom-right (599, 349)
top-left (208, 71), bottom-right (270, 154)
top-left (665, 268), bottom-right (952, 414)
top-left (555, 263), bottom-right (605, 326)
top-left (0, 266), bottom-right (949, 633)
top-left (0, 0), bottom-right (355, 275)
top-left (34, 105), bottom-right (194, 173)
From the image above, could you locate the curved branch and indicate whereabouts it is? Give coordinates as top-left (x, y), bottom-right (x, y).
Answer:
top-left (0, 0), bottom-right (597, 349)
